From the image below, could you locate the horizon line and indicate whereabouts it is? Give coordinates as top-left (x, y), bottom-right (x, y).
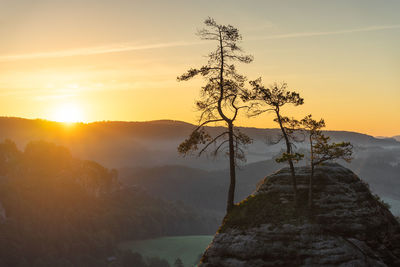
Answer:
top-left (0, 116), bottom-right (397, 137)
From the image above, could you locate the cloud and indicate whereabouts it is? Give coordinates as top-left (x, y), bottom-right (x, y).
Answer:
top-left (0, 24), bottom-right (399, 62)
top-left (256, 24), bottom-right (400, 40)
top-left (0, 41), bottom-right (201, 62)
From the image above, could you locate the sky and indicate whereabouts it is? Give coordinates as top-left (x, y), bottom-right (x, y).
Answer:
top-left (0, 0), bottom-right (399, 136)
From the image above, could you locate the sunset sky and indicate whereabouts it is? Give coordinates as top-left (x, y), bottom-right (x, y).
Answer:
top-left (0, 0), bottom-right (399, 136)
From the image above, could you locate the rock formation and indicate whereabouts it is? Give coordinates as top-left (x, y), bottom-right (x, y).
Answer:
top-left (200, 163), bottom-right (400, 266)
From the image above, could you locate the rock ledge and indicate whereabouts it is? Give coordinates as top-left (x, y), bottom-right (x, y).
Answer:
top-left (200, 163), bottom-right (400, 267)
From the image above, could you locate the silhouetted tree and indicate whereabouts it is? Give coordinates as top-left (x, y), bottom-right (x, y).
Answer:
top-left (177, 17), bottom-right (253, 212)
top-left (301, 114), bottom-right (353, 210)
top-left (174, 257), bottom-right (184, 267)
top-left (244, 80), bottom-right (304, 205)
top-left (301, 114), bottom-right (326, 209)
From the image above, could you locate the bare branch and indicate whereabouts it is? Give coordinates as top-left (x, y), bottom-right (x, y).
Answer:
top-left (198, 132), bottom-right (229, 156)
top-left (193, 119), bottom-right (224, 132)
top-left (213, 140), bottom-right (229, 156)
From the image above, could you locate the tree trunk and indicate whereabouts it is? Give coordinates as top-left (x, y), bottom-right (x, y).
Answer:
top-left (288, 160), bottom-right (297, 206)
top-left (309, 164), bottom-right (314, 210)
top-left (226, 122), bottom-right (236, 213)
top-left (276, 110), bottom-right (297, 206)
top-left (216, 29), bottom-right (236, 213)
top-left (308, 136), bottom-right (314, 211)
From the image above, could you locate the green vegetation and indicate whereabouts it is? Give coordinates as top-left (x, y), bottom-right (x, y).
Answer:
top-left (219, 192), bottom-right (309, 233)
top-left (119, 235), bottom-right (213, 267)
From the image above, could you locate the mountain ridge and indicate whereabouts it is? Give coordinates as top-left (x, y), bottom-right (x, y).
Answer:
top-left (0, 116), bottom-right (397, 144)
top-left (0, 117), bottom-right (398, 168)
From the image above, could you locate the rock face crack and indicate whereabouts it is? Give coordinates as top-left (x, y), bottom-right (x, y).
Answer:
top-left (200, 163), bottom-right (400, 267)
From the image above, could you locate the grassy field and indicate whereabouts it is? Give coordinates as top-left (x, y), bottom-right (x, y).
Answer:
top-left (118, 235), bottom-right (214, 267)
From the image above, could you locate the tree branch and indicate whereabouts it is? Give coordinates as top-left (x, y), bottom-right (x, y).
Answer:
top-left (194, 119), bottom-right (224, 133)
top-left (198, 131), bottom-right (229, 156)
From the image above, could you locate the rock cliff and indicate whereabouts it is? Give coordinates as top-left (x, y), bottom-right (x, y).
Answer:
top-left (200, 163), bottom-right (400, 266)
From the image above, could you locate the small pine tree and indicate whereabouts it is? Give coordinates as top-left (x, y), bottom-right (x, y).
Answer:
top-left (174, 258), bottom-right (184, 267)
top-left (302, 114), bottom-right (353, 211)
top-left (244, 80), bottom-right (304, 205)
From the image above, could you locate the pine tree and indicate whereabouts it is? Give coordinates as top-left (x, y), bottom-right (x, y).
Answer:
top-left (177, 17), bottom-right (253, 212)
top-left (244, 80), bottom-right (304, 205)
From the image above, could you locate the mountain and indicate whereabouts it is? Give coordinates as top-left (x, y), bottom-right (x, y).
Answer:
top-left (200, 164), bottom-right (400, 266)
top-left (1, 117), bottom-right (399, 214)
top-left (393, 135), bottom-right (400, 142)
top-left (0, 117), bottom-right (398, 170)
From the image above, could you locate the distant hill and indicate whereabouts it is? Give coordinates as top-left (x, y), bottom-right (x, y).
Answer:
top-left (0, 117), bottom-right (397, 170)
top-left (376, 136), bottom-right (400, 142)
top-left (393, 135), bottom-right (400, 142)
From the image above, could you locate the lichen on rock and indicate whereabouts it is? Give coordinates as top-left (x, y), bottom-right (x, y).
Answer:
top-left (200, 163), bottom-right (400, 267)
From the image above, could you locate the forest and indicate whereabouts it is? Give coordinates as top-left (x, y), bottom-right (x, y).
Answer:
top-left (0, 140), bottom-right (216, 266)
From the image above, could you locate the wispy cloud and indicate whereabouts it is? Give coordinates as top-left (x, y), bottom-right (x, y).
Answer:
top-left (1, 24), bottom-right (399, 62)
top-left (0, 41), bottom-right (201, 62)
top-left (256, 24), bottom-right (400, 40)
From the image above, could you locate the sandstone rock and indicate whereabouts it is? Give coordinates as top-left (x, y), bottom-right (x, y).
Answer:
top-left (200, 163), bottom-right (400, 266)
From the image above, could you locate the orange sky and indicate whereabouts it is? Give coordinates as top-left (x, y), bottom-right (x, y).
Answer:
top-left (0, 0), bottom-right (399, 136)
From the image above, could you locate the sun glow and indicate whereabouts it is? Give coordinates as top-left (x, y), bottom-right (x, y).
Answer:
top-left (52, 103), bottom-right (84, 123)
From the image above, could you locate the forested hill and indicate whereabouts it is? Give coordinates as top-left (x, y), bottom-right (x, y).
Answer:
top-left (0, 140), bottom-right (217, 266)
top-left (0, 117), bottom-right (398, 169)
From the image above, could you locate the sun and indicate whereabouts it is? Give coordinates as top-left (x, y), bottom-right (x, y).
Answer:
top-left (52, 103), bottom-right (84, 123)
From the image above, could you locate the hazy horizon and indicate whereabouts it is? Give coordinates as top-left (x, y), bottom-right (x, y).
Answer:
top-left (1, 115), bottom-right (399, 138)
